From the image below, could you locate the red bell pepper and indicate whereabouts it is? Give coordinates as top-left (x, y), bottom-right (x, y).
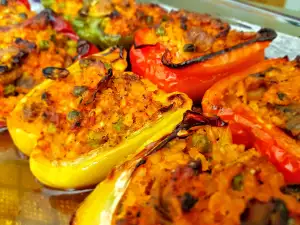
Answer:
top-left (130, 26), bottom-right (276, 102)
top-left (202, 58), bottom-right (300, 184)
top-left (18, 0), bottom-right (31, 10)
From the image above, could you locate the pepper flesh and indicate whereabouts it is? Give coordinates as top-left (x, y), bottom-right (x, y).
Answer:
top-left (72, 112), bottom-right (300, 225)
top-left (7, 47), bottom-right (192, 189)
top-left (130, 10), bottom-right (276, 102)
top-left (0, 8), bottom-right (99, 128)
top-left (202, 57), bottom-right (300, 184)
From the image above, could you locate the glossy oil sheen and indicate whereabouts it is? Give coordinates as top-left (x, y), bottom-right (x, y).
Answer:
top-left (0, 132), bottom-right (92, 225)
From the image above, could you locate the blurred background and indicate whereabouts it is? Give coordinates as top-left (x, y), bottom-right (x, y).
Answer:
top-left (245, 0), bottom-right (299, 9)
top-left (157, 0), bottom-right (300, 36)
top-left (237, 0), bottom-right (300, 19)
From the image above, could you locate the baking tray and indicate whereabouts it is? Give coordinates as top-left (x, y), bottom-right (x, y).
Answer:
top-left (1, 0), bottom-right (300, 224)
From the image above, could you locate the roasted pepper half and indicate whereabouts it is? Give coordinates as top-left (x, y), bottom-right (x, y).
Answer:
top-left (130, 10), bottom-right (277, 102)
top-left (0, 8), bottom-right (99, 128)
top-left (7, 47), bottom-right (192, 189)
top-left (0, 0), bottom-right (33, 26)
top-left (72, 0), bottom-right (167, 49)
top-left (41, 0), bottom-right (83, 21)
top-left (72, 111), bottom-right (300, 225)
top-left (203, 57), bottom-right (300, 184)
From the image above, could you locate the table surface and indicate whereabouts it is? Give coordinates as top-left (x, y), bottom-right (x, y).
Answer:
top-left (0, 132), bottom-right (92, 225)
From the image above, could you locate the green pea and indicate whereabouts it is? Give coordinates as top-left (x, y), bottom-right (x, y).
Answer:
top-left (73, 86), bottom-right (88, 97)
top-left (39, 40), bottom-right (50, 50)
top-left (146, 15), bottom-right (154, 25)
top-left (4, 84), bottom-right (16, 96)
top-left (191, 134), bottom-right (211, 153)
top-left (113, 118), bottom-right (123, 131)
top-left (156, 26), bottom-right (166, 36)
top-left (87, 131), bottom-right (103, 148)
top-left (104, 63), bottom-right (112, 70)
top-left (232, 174), bottom-right (244, 191)
top-left (67, 110), bottom-right (81, 121)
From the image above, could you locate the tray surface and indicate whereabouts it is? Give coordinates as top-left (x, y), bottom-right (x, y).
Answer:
top-left (1, 0), bottom-right (300, 224)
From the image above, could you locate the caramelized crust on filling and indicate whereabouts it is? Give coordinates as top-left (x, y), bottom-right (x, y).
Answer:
top-left (76, 1), bottom-right (168, 36)
top-left (112, 126), bottom-right (300, 225)
top-left (102, 3), bottom-right (167, 36)
top-left (0, 10), bottom-right (79, 123)
top-left (225, 58), bottom-right (300, 141)
top-left (135, 9), bottom-right (265, 65)
top-left (41, 0), bottom-right (83, 19)
top-left (0, 0), bottom-right (34, 26)
top-left (19, 56), bottom-right (186, 160)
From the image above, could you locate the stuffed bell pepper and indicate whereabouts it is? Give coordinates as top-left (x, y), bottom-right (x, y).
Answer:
top-left (72, 111), bottom-right (300, 225)
top-left (41, 0), bottom-right (83, 21)
top-left (203, 57), bottom-right (300, 184)
top-left (0, 0), bottom-right (33, 26)
top-left (130, 10), bottom-right (277, 101)
top-left (7, 47), bottom-right (192, 189)
top-left (71, 0), bottom-right (168, 49)
top-left (0, 8), bottom-right (98, 128)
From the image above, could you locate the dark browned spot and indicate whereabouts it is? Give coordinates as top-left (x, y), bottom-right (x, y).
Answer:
top-left (42, 67), bottom-right (69, 80)
top-left (241, 198), bottom-right (289, 225)
top-left (77, 40), bottom-right (90, 57)
top-left (22, 103), bottom-right (43, 122)
top-left (180, 192), bottom-right (198, 212)
top-left (84, 68), bottom-right (113, 105)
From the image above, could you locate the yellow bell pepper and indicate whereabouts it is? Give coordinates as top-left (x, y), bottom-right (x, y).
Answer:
top-left (7, 47), bottom-right (192, 189)
top-left (8, 47), bottom-right (128, 156)
top-left (71, 111), bottom-right (229, 225)
top-left (71, 111), bottom-right (300, 225)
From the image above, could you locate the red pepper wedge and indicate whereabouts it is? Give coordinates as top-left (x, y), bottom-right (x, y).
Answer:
top-left (130, 11), bottom-right (276, 102)
top-left (202, 57), bottom-right (300, 184)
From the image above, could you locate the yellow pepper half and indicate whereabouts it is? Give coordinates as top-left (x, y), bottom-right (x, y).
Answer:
top-left (71, 111), bottom-right (229, 225)
top-left (7, 47), bottom-right (192, 189)
top-left (72, 111), bottom-right (300, 225)
top-left (8, 47), bottom-right (128, 156)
